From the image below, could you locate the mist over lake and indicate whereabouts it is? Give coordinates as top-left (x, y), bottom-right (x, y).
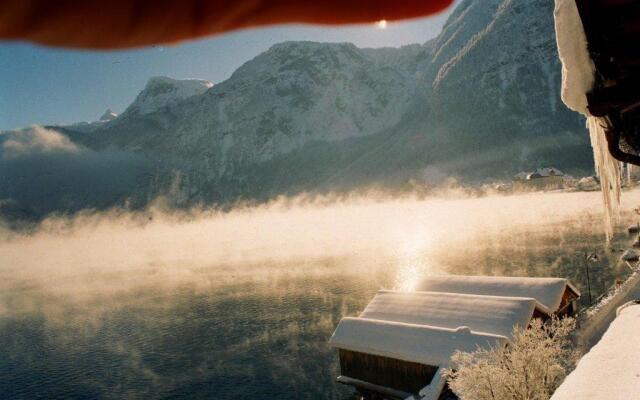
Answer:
top-left (1, 189), bottom-right (638, 399)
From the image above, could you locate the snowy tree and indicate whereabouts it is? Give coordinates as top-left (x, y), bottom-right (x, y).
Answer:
top-left (445, 318), bottom-right (577, 400)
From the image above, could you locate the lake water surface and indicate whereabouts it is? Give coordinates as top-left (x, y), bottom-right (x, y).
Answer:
top-left (1, 190), bottom-right (639, 399)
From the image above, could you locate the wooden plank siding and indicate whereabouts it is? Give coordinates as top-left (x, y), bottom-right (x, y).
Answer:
top-left (532, 307), bottom-right (551, 322)
top-left (338, 349), bottom-right (439, 396)
top-left (532, 288), bottom-right (579, 321)
top-left (556, 287), bottom-right (580, 318)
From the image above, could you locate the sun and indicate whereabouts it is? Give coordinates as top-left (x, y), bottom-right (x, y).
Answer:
top-left (376, 19), bottom-right (388, 29)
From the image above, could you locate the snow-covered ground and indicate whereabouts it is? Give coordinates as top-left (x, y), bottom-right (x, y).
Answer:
top-left (553, 303), bottom-right (640, 400)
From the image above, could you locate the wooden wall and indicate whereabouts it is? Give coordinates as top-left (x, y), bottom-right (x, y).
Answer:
top-left (339, 349), bottom-right (439, 396)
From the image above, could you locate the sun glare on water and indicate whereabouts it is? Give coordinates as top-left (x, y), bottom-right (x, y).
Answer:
top-left (393, 232), bottom-right (437, 291)
top-left (376, 19), bottom-right (388, 29)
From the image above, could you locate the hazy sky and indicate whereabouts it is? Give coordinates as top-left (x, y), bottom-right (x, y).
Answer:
top-left (0, 5), bottom-right (457, 131)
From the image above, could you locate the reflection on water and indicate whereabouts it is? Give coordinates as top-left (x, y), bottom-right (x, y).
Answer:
top-left (1, 261), bottom-right (381, 399)
top-left (1, 190), bottom-right (639, 399)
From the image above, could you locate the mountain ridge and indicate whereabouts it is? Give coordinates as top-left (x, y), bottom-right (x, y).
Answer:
top-left (2, 0), bottom-right (593, 218)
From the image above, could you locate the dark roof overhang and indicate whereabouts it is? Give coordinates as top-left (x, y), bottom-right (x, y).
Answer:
top-left (576, 0), bottom-right (640, 165)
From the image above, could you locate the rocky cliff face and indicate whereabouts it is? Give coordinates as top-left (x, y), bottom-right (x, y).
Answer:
top-left (422, 0), bottom-right (589, 179)
top-left (15, 0), bottom-right (592, 213)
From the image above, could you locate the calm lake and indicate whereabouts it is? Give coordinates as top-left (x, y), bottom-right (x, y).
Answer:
top-left (1, 190), bottom-right (638, 399)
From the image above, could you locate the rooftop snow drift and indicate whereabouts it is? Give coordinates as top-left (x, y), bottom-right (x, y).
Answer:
top-left (416, 275), bottom-right (579, 313)
top-left (359, 290), bottom-right (545, 339)
top-left (329, 317), bottom-right (507, 368)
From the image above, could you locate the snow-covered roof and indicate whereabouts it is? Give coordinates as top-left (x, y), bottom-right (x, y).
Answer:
top-left (514, 171), bottom-right (531, 180)
top-left (578, 176), bottom-right (598, 184)
top-left (523, 167), bottom-right (565, 180)
top-left (551, 304), bottom-right (640, 400)
top-left (416, 275), bottom-right (579, 312)
top-left (527, 172), bottom-right (543, 180)
top-left (329, 317), bottom-right (507, 367)
top-left (536, 167), bottom-right (564, 177)
top-left (554, 0), bottom-right (595, 115)
top-left (360, 290), bottom-right (542, 339)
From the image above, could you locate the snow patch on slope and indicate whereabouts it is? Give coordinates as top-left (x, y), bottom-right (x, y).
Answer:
top-left (433, 0), bottom-right (510, 89)
top-left (100, 109), bottom-right (118, 121)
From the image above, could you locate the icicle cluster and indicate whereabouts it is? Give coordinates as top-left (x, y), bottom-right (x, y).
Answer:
top-left (555, 0), bottom-right (624, 241)
top-left (587, 116), bottom-right (621, 241)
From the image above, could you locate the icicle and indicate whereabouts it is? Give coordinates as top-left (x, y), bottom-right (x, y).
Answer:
top-left (587, 116), bottom-right (621, 241)
top-left (555, 0), bottom-right (625, 241)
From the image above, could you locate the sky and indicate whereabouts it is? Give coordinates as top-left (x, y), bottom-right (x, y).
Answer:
top-left (0, 7), bottom-right (456, 131)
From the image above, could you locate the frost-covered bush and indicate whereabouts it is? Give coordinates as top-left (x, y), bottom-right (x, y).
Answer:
top-left (446, 318), bottom-right (576, 400)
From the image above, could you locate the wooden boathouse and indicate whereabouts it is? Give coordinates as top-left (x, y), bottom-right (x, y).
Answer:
top-left (329, 276), bottom-right (580, 399)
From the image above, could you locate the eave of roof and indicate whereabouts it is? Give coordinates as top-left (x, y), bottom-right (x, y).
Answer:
top-left (329, 317), bottom-right (508, 367)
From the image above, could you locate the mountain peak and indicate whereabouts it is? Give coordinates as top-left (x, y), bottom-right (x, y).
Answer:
top-left (144, 76), bottom-right (212, 90)
top-left (123, 76), bottom-right (213, 116)
top-left (99, 108), bottom-right (118, 121)
top-left (270, 40), bottom-right (357, 50)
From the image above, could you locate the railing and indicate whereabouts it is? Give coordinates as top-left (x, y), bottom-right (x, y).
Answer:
top-left (579, 265), bottom-right (640, 319)
top-left (575, 265), bottom-right (640, 349)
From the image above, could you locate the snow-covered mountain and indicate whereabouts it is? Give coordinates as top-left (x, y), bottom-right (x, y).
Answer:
top-left (60, 41), bottom-right (431, 201)
top-left (420, 0), bottom-right (590, 179)
top-left (78, 42), bottom-right (424, 158)
top-left (5, 0), bottom-right (593, 216)
top-left (99, 109), bottom-right (118, 121)
top-left (120, 76), bottom-right (213, 117)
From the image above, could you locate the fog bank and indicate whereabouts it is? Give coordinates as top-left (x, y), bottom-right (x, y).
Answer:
top-left (2, 189), bottom-right (637, 295)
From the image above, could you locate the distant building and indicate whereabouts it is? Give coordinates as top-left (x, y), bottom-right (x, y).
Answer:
top-left (577, 176), bottom-right (600, 191)
top-left (536, 167), bottom-right (564, 177)
top-left (513, 167), bottom-right (565, 191)
top-left (513, 171), bottom-right (530, 181)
